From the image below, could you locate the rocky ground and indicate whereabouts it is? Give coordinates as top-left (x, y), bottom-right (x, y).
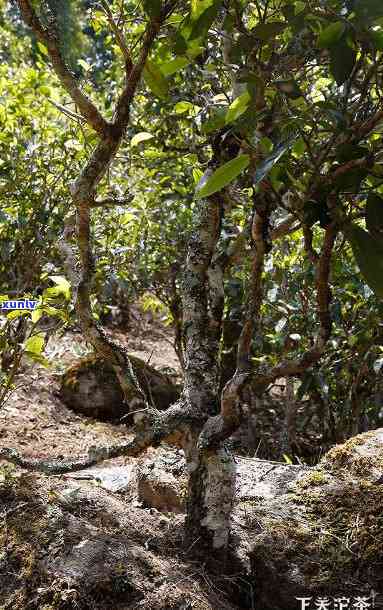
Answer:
top-left (1, 312), bottom-right (383, 610)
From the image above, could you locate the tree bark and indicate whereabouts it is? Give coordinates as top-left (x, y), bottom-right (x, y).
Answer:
top-left (180, 178), bottom-right (227, 548)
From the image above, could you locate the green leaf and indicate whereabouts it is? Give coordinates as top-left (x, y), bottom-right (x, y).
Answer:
top-left (317, 21), bottom-right (345, 48)
top-left (160, 56), bottom-right (190, 76)
top-left (120, 212), bottom-right (136, 224)
top-left (31, 307), bottom-right (43, 323)
top-left (192, 168), bottom-right (204, 184)
top-left (330, 39), bottom-right (356, 85)
top-left (37, 42), bottom-right (48, 56)
top-left (173, 31), bottom-right (188, 55)
top-left (131, 132), bottom-right (154, 147)
top-left (191, 0), bottom-right (213, 19)
top-left (78, 59), bottom-right (91, 72)
top-left (143, 60), bottom-right (169, 99)
top-left (347, 224), bottom-right (383, 298)
top-left (260, 137), bottom-right (274, 154)
top-left (24, 352), bottom-right (50, 367)
top-left (252, 21), bottom-right (287, 40)
top-left (6, 310), bottom-right (31, 320)
top-left (48, 276), bottom-right (71, 300)
top-left (196, 155), bottom-right (250, 198)
top-left (225, 91), bottom-right (251, 124)
top-left (24, 333), bottom-right (45, 355)
top-left (253, 136), bottom-right (297, 185)
top-left (366, 193), bottom-right (383, 233)
top-left (292, 138), bottom-right (306, 157)
top-left (39, 85), bottom-right (51, 97)
top-left (40, 305), bottom-right (67, 320)
top-left (189, 1), bottom-right (222, 41)
top-left (143, 0), bottom-right (162, 18)
top-left (355, 0), bottom-right (383, 23)
top-left (201, 106), bottom-right (227, 134)
top-left (371, 30), bottom-right (383, 50)
top-left (174, 101), bottom-right (194, 114)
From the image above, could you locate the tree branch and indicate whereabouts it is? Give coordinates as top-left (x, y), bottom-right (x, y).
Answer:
top-left (355, 107), bottom-right (383, 141)
top-left (89, 196), bottom-right (134, 208)
top-left (207, 192), bottom-right (236, 344)
top-left (182, 173), bottom-right (223, 414)
top-left (253, 223), bottom-right (337, 393)
top-left (17, 0), bottom-right (110, 137)
top-left (56, 7), bottom-right (175, 404)
top-left (271, 215), bottom-right (301, 240)
top-left (0, 401), bottom-right (189, 474)
top-left (237, 199), bottom-right (269, 370)
top-left (99, 0), bottom-right (133, 74)
top-left (198, 196), bottom-right (270, 449)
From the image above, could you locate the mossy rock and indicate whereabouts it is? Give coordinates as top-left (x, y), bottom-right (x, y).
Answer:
top-left (59, 355), bottom-right (180, 421)
top-left (235, 429), bottom-right (383, 609)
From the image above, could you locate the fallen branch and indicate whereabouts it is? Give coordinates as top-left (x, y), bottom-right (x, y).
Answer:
top-left (0, 401), bottom-right (190, 474)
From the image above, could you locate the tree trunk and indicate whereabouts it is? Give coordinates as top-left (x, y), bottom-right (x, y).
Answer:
top-left (178, 170), bottom-right (247, 549)
top-left (184, 440), bottom-right (236, 551)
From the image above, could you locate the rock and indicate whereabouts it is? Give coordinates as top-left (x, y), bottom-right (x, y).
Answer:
top-left (137, 468), bottom-right (184, 514)
top-left (137, 449), bottom-right (186, 514)
top-left (59, 354), bottom-right (180, 421)
top-left (66, 464), bottom-right (136, 492)
top-left (231, 429), bottom-right (383, 609)
top-left (0, 470), bottom-right (235, 610)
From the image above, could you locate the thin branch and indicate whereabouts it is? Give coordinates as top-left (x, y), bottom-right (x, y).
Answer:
top-left (47, 99), bottom-right (86, 124)
top-left (355, 107), bottom-right (383, 140)
top-left (112, 6), bottom-right (172, 131)
top-left (253, 224), bottom-right (337, 393)
top-left (17, 0), bottom-right (110, 137)
top-left (327, 157), bottom-right (373, 183)
top-left (237, 200), bottom-right (269, 371)
top-left (207, 192), bottom-right (235, 343)
top-left (99, 0), bottom-right (133, 74)
top-left (89, 197), bottom-right (134, 208)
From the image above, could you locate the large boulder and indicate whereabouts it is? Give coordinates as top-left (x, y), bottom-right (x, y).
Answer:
top-left (232, 429), bottom-right (383, 609)
top-left (59, 355), bottom-right (180, 421)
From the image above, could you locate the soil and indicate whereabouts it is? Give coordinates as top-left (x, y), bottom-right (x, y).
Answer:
top-left (0, 307), bottom-right (180, 462)
top-left (0, 309), bottom-right (244, 610)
